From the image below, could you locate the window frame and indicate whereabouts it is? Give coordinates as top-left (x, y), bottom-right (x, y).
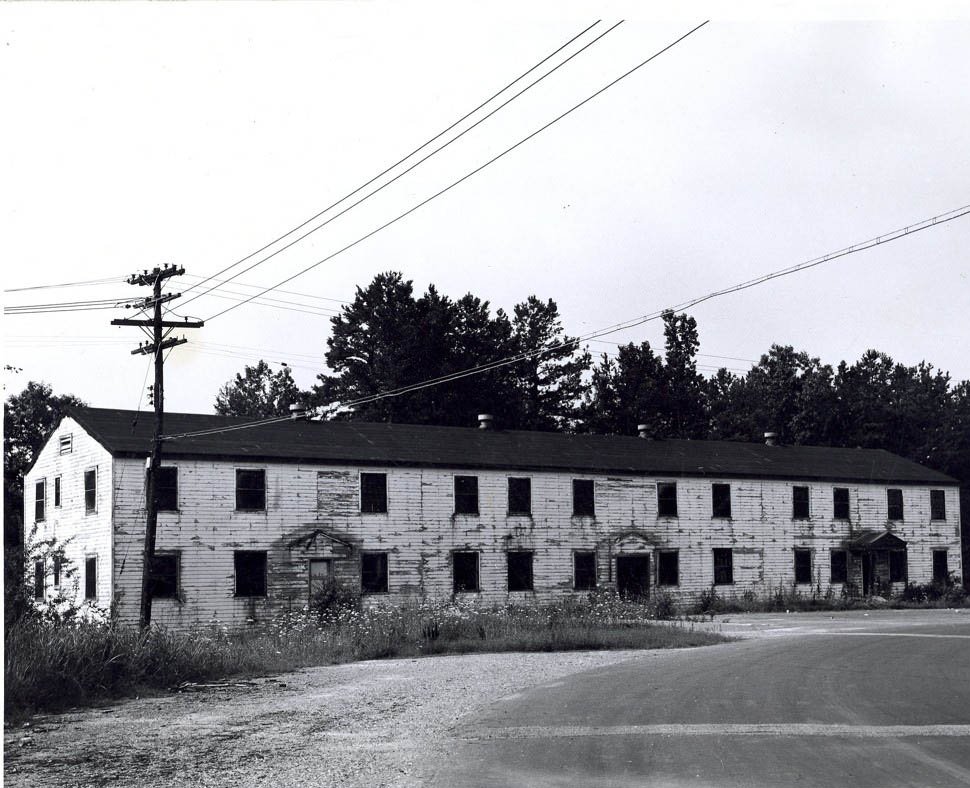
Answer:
top-left (235, 468), bottom-right (267, 512)
top-left (830, 549), bottom-right (848, 584)
top-left (930, 489), bottom-right (946, 521)
top-left (887, 488), bottom-right (904, 521)
top-left (507, 477), bottom-right (532, 516)
top-left (156, 466), bottom-right (179, 512)
top-left (54, 476), bottom-right (62, 508)
top-left (711, 483), bottom-right (732, 519)
top-left (506, 550), bottom-right (535, 592)
top-left (573, 550), bottom-right (597, 591)
top-left (657, 549), bottom-right (679, 587)
top-left (360, 471), bottom-right (388, 514)
top-left (657, 482), bottom-right (678, 518)
top-left (793, 548), bottom-right (812, 584)
top-left (792, 486), bottom-right (810, 520)
top-left (148, 552), bottom-right (180, 599)
top-left (84, 467), bottom-right (97, 515)
top-left (33, 560), bottom-right (45, 600)
top-left (233, 550), bottom-right (268, 597)
top-left (361, 551), bottom-right (389, 594)
top-left (35, 478), bottom-right (46, 522)
top-left (713, 548), bottom-right (733, 585)
top-left (52, 555), bottom-right (61, 588)
top-left (84, 555), bottom-right (98, 600)
top-left (833, 487), bottom-right (850, 521)
top-left (453, 475), bottom-right (479, 516)
top-left (452, 550), bottom-right (480, 593)
top-left (58, 433), bottom-right (73, 455)
top-left (572, 479), bottom-right (595, 517)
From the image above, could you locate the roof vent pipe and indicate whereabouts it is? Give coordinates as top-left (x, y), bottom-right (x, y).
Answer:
top-left (478, 414), bottom-right (494, 430)
top-left (764, 431), bottom-right (778, 446)
top-left (637, 424), bottom-right (650, 439)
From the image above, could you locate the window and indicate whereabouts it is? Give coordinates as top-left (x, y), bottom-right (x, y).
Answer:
top-left (361, 552), bottom-right (389, 593)
top-left (84, 468), bottom-right (97, 514)
top-left (833, 488), bottom-right (850, 520)
top-left (887, 488), bottom-right (903, 521)
top-left (454, 475), bottom-right (479, 515)
top-left (234, 551), bottom-right (267, 597)
top-left (85, 556), bottom-right (97, 599)
top-left (508, 477), bottom-right (531, 516)
top-left (712, 484), bottom-right (731, 518)
top-left (657, 482), bottom-right (678, 517)
top-left (33, 561), bottom-right (44, 600)
top-left (35, 479), bottom-right (46, 522)
top-left (792, 486), bottom-right (810, 520)
top-left (157, 467), bottom-right (179, 512)
top-left (932, 550), bottom-right (948, 583)
top-left (507, 551), bottom-right (534, 592)
top-left (889, 551), bottom-right (907, 583)
top-left (574, 551), bottom-right (596, 590)
top-left (794, 549), bottom-right (812, 583)
top-left (930, 490), bottom-right (946, 521)
top-left (658, 550), bottom-right (679, 586)
top-left (713, 548), bottom-right (733, 585)
top-left (453, 551), bottom-right (479, 592)
top-left (59, 434), bottom-right (72, 454)
top-left (52, 555), bottom-right (61, 587)
top-left (54, 476), bottom-right (61, 508)
top-left (360, 472), bottom-right (387, 514)
top-left (235, 469), bottom-right (266, 511)
top-left (148, 553), bottom-right (179, 598)
top-left (572, 479), bottom-right (595, 516)
top-left (309, 559), bottom-right (332, 596)
top-left (830, 550), bottom-right (848, 583)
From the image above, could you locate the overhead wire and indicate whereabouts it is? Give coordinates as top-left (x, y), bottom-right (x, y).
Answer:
top-left (4, 275), bottom-right (127, 293)
top-left (180, 20), bottom-right (620, 311)
top-left (179, 20), bottom-right (604, 304)
top-left (203, 20), bottom-right (709, 323)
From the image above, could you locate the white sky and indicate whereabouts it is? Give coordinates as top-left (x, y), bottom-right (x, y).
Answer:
top-left (3, 2), bottom-right (969, 416)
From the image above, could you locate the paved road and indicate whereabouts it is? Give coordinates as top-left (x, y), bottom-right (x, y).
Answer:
top-left (431, 610), bottom-right (970, 787)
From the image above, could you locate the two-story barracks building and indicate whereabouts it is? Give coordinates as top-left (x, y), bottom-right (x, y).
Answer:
top-left (26, 407), bottom-right (962, 628)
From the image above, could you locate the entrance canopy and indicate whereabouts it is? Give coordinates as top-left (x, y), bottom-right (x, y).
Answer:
top-left (844, 530), bottom-right (907, 551)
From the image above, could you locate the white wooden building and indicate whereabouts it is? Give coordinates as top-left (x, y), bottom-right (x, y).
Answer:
top-left (25, 407), bottom-right (962, 628)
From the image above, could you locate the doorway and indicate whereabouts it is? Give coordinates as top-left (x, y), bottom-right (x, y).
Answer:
top-left (616, 555), bottom-right (650, 599)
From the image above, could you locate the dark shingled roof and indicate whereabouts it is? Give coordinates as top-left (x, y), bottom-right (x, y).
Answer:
top-left (66, 407), bottom-right (958, 486)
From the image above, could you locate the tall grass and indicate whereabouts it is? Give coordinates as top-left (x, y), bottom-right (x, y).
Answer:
top-left (6, 593), bottom-right (723, 718)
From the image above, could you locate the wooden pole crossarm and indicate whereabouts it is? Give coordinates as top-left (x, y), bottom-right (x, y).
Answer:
top-left (130, 336), bottom-right (188, 356)
top-left (112, 318), bottom-right (205, 328)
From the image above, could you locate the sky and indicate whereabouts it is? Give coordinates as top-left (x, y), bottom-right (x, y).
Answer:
top-left (3, 2), bottom-right (969, 418)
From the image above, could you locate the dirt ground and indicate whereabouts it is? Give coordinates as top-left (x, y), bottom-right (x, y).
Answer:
top-left (3, 648), bottom-right (671, 787)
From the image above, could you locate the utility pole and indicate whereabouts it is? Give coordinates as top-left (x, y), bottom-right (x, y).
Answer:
top-left (112, 265), bottom-right (203, 628)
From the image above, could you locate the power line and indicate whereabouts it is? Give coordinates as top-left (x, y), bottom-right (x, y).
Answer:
top-left (163, 200), bottom-right (970, 441)
top-left (178, 273), bottom-right (349, 305)
top-left (204, 21), bottom-right (709, 323)
top-left (180, 20), bottom-right (605, 306)
top-left (4, 275), bottom-right (127, 293)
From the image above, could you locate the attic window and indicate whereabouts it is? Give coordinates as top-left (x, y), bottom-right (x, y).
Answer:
top-left (59, 434), bottom-right (73, 455)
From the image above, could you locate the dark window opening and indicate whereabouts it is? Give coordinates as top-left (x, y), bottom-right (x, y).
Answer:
top-left (361, 552), bottom-right (389, 593)
top-left (236, 469), bottom-right (266, 511)
top-left (35, 480), bottom-right (46, 522)
top-left (657, 482), bottom-right (678, 517)
top-left (52, 556), bottom-right (61, 587)
top-left (930, 490), bottom-right (946, 521)
top-left (572, 479), bottom-right (595, 517)
top-left (887, 488), bottom-right (903, 521)
top-left (360, 472), bottom-right (387, 514)
top-left (574, 551), bottom-right (596, 590)
top-left (234, 551), bottom-right (267, 597)
top-left (794, 549), bottom-right (812, 583)
top-left (932, 550), bottom-right (948, 583)
top-left (453, 551), bottom-right (479, 592)
top-left (658, 550), bottom-right (679, 586)
top-left (508, 477), bottom-right (531, 516)
top-left (713, 548), bottom-right (733, 585)
top-left (157, 466), bottom-right (179, 511)
top-left (85, 556), bottom-right (97, 599)
top-left (616, 555), bottom-right (650, 598)
top-left (149, 553), bottom-right (179, 598)
top-left (84, 469), bottom-right (97, 514)
top-left (507, 551), bottom-right (534, 592)
top-left (830, 550), bottom-right (848, 583)
top-left (34, 561), bottom-right (44, 600)
top-left (712, 484), bottom-right (732, 518)
top-left (793, 486), bottom-right (810, 520)
top-left (889, 550), bottom-right (907, 583)
top-left (54, 476), bottom-right (61, 508)
top-left (833, 488), bottom-right (850, 520)
top-left (454, 475), bottom-right (479, 515)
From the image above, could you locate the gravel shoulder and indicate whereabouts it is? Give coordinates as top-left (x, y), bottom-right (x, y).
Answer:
top-left (3, 647), bottom-right (690, 787)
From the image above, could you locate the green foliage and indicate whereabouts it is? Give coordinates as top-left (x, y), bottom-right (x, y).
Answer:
top-left (214, 360), bottom-right (306, 418)
top-left (307, 576), bottom-right (360, 618)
